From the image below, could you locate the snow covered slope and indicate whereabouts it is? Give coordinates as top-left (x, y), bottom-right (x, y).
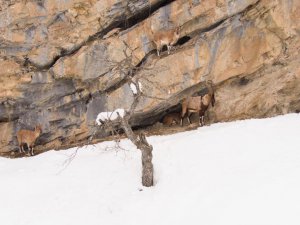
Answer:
top-left (1, 114), bottom-right (300, 225)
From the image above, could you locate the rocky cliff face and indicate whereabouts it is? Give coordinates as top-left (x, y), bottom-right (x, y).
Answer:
top-left (0, 0), bottom-right (299, 153)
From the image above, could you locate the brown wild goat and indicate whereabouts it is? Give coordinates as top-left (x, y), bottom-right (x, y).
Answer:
top-left (162, 113), bottom-right (181, 126)
top-left (152, 27), bottom-right (180, 56)
top-left (17, 125), bottom-right (42, 156)
top-left (181, 80), bottom-right (215, 126)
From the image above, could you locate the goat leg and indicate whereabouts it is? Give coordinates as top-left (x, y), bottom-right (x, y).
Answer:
top-left (200, 116), bottom-right (204, 126)
top-left (202, 116), bottom-right (205, 126)
top-left (30, 146), bottom-right (34, 156)
top-left (157, 43), bottom-right (162, 56)
top-left (180, 118), bottom-right (183, 126)
top-left (187, 112), bottom-right (193, 125)
top-left (187, 116), bottom-right (192, 125)
top-left (24, 143), bottom-right (30, 155)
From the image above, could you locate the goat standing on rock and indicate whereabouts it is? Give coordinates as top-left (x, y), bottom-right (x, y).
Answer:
top-left (151, 27), bottom-right (180, 56)
top-left (17, 125), bottom-right (42, 156)
top-left (181, 80), bottom-right (215, 126)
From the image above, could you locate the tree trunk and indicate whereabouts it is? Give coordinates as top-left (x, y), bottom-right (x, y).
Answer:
top-left (139, 133), bottom-right (153, 187)
top-left (120, 114), bottom-right (154, 187)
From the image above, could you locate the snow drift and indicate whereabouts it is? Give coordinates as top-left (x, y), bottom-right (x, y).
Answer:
top-left (1, 114), bottom-right (300, 225)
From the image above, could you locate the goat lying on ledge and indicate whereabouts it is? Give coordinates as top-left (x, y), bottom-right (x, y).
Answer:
top-left (162, 113), bottom-right (181, 126)
top-left (17, 125), bottom-right (42, 156)
top-left (181, 80), bottom-right (215, 126)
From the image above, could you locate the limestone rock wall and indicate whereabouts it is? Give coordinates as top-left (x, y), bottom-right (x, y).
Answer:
top-left (0, 0), bottom-right (299, 152)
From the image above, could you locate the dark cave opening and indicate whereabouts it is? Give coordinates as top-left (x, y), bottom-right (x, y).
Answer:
top-left (132, 104), bottom-right (182, 131)
top-left (157, 35), bottom-right (192, 55)
top-left (176, 36), bottom-right (192, 46)
top-left (122, 0), bottom-right (177, 29)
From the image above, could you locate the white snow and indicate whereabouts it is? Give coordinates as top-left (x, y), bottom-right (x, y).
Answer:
top-left (129, 82), bottom-right (142, 95)
top-left (1, 114), bottom-right (300, 225)
top-left (130, 83), bottom-right (138, 94)
top-left (96, 108), bottom-right (125, 125)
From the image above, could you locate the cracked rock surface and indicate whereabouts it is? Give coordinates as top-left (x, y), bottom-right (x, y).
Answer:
top-left (0, 0), bottom-right (299, 153)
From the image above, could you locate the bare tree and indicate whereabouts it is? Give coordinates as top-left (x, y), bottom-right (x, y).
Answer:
top-left (95, 41), bottom-right (163, 187)
top-left (96, 84), bottom-right (154, 187)
top-left (118, 91), bottom-right (154, 187)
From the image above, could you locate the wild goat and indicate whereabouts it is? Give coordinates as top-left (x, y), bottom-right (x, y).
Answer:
top-left (152, 27), bottom-right (180, 56)
top-left (17, 125), bottom-right (42, 156)
top-left (162, 113), bottom-right (181, 126)
top-left (181, 80), bottom-right (215, 126)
